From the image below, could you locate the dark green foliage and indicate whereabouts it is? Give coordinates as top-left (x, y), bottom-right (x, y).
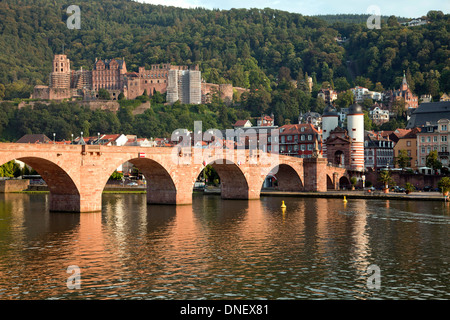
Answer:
top-left (0, 99), bottom-right (253, 142)
top-left (97, 88), bottom-right (110, 100)
top-left (0, 160), bottom-right (22, 177)
top-left (0, 0), bottom-right (448, 140)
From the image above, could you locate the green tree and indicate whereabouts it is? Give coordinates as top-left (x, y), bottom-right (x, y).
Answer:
top-left (395, 150), bottom-right (411, 169)
top-left (334, 77), bottom-right (351, 92)
top-left (0, 161), bottom-right (21, 178)
top-left (0, 84), bottom-right (5, 100)
top-left (387, 15), bottom-right (399, 27)
top-left (335, 90), bottom-right (354, 109)
top-left (379, 170), bottom-right (394, 189)
top-left (110, 170), bottom-right (123, 181)
top-left (426, 150), bottom-right (442, 171)
top-left (363, 110), bottom-right (372, 131)
top-left (438, 176), bottom-right (450, 194)
top-left (98, 88), bottom-right (110, 100)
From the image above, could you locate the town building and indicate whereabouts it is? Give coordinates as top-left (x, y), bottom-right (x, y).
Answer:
top-left (416, 119), bottom-right (450, 168)
top-left (322, 103), bottom-right (365, 171)
top-left (324, 127), bottom-right (351, 167)
top-left (299, 111), bottom-right (322, 128)
top-left (393, 128), bottom-right (421, 169)
top-left (321, 105), bottom-right (339, 156)
top-left (16, 134), bottom-right (51, 144)
top-left (277, 123), bottom-right (322, 158)
top-left (420, 94), bottom-right (432, 103)
top-left (392, 72), bottom-right (419, 109)
top-left (407, 101), bottom-right (450, 128)
top-left (167, 66), bottom-right (202, 105)
top-left (257, 114), bottom-right (275, 127)
top-left (440, 93), bottom-right (450, 102)
top-left (317, 88), bottom-right (338, 104)
top-left (351, 86), bottom-right (370, 102)
top-left (233, 120), bottom-right (253, 128)
top-left (387, 128), bottom-right (411, 144)
top-left (369, 103), bottom-right (390, 126)
top-left (401, 18), bottom-right (428, 27)
top-left (226, 115), bottom-right (278, 151)
top-left (364, 131), bottom-right (395, 170)
top-left (346, 103), bottom-right (365, 171)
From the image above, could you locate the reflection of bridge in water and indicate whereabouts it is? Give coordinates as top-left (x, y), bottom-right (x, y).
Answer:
top-left (0, 143), bottom-right (356, 212)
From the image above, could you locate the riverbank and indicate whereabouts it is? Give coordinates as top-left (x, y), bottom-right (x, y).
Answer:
top-left (260, 190), bottom-right (449, 201)
top-left (12, 185), bottom-right (449, 201)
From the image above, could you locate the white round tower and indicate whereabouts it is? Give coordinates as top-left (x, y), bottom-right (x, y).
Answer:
top-left (347, 103), bottom-right (365, 171)
top-left (322, 104), bottom-right (339, 158)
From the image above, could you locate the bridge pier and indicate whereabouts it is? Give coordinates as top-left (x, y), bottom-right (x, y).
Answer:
top-left (303, 158), bottom-right (327, 192)
top-left (49, 192), bottom-right (103, 213)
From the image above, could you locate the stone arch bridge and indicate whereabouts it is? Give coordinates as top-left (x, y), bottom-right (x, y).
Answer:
top-left (0, 143), bottom-right (353, 212)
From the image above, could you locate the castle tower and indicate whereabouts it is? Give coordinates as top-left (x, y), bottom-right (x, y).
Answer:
top-left (347, 103), bottom-right (365, 171)
top-left (321, 104), bottom-right (339, 157)
top-left (50, 54), bottom-right (71, 89)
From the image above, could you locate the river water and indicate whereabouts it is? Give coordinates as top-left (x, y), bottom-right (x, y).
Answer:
top-left (0, 193), bottom-right (448, 300)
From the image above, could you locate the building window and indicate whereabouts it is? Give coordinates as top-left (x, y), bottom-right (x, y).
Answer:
top-left (287, 135), bottom-right (292, 141)
top-left (308, 135), bottom-right (312, 140)
top-left (421, 137), bottom-right (425, 143)
top-left (407, 141), bottom-right (411, 147)
top-left (442, 125), bottom-right (447, 131)
top-left (434, 136), bottom-right (438, 142)
top-left (442, 136), bottom-right (447, 142)
top-left (427, 137), bottom-right (431, 143)
top-left (301, 135), bottom-right (305, 141)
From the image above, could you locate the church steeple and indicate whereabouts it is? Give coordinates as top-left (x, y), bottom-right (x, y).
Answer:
top-left (401, 70), bottom-right (409, 91)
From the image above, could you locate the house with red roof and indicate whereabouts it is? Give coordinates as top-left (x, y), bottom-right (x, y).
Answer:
top-left (270, 123), bottom-right (322, 158)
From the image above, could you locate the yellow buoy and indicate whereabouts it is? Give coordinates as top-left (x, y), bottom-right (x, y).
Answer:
top-left (343, 196), bottom-right (348, 203)
top-left (281, 201), bottom-right (286, 208)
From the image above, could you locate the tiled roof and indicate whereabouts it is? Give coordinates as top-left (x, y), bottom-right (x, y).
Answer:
top-left (16, 134), bottom-right (51, 144)
top-left (279, 123), bottom-right (319, 135)
top-left (233, 120), bottom-right (251, 127)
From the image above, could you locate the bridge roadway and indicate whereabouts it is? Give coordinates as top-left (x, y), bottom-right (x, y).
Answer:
top-left (0, 143), bottom-right (350, 212)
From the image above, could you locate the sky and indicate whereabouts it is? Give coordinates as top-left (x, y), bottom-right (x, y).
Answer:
top-left (137, 0), bottom-right (449, 18)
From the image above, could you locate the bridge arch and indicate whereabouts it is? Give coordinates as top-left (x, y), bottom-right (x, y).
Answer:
top-left (327, 174), bottom-right (335, 190)
top-left (262, 163), bottom-right (304, 192)
top-left (339, 176), bottom-right (351, 190)
top-left (195, 158), bottom-right (250, 200)
top-left (1, 156), bottom-right (81, 212)
top-left (101, 157), bottom-right (178, 205)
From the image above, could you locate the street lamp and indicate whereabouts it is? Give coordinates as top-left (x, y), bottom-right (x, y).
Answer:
top-left (97, 132), bottom-right (100, 144)
top-left (53, 133), bottom-right (56, 144)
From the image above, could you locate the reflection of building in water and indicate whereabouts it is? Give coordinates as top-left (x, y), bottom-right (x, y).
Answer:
top-left (350, 199), bottom-right (370, 275)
